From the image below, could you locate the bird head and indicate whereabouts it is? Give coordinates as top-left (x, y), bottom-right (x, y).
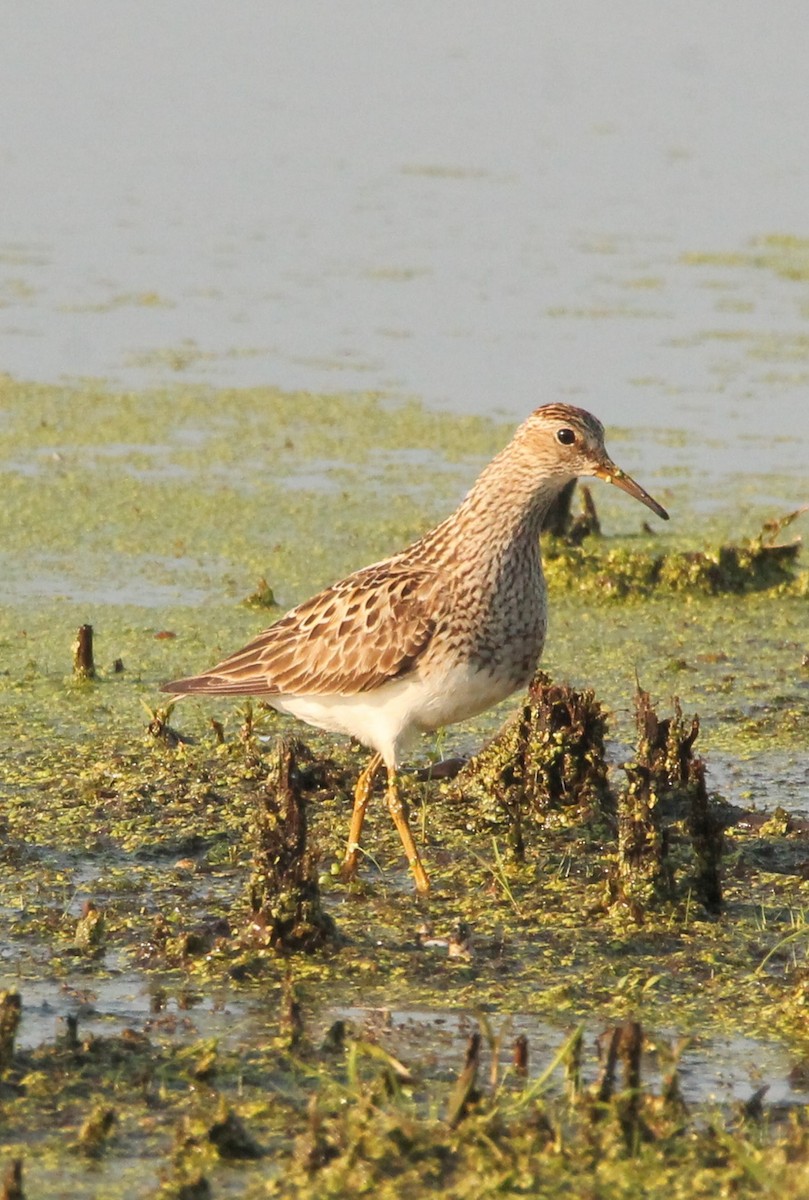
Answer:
top-left (525, 404), bottom-right (669, 520)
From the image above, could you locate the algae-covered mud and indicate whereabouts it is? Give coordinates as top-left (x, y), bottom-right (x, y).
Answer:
top-left (2, 379), bottom-right (809, 1197)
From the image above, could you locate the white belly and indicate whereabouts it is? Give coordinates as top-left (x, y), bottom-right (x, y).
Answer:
top-left (269, 658), bottom-right (525, 768)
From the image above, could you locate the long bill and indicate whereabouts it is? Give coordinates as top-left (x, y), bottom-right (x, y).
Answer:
top-left (594, 462), bottom-right (669, 521)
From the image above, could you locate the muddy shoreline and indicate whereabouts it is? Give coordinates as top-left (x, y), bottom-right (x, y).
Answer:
top-left (1, 381), bottom-right (808, 1197)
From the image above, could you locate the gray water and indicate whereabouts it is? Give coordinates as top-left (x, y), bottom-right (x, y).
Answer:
top-left (2, 2), bottom-right (809, 488)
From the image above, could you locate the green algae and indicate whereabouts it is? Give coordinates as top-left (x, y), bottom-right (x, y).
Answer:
top-left (1, 378), bottom-right (809, 1195)
top-left (544, 506), bottom-right (806, 599)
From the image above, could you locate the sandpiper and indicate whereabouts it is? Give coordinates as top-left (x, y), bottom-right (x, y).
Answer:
top-left (163, 404), bottom-right (668, 895)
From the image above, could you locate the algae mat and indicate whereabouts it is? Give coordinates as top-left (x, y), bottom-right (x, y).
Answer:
top-left (1, 379), bottom-right (809, 1198)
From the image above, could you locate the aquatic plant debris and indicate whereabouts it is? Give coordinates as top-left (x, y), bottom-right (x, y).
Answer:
top-left (460, 677), bottom-right (725, 919)
top-left (457, 672), bottom-right (613, 858)
top-left (611, 688), bottom-right (725, 918)
top-left (1, 1159), bottom-right (24, 1200)
top-left (545, 507), bottom-right (805, 597)
top-left (71, 623), bottom-right (96, 679)
top-left (247, 737), bottom-right (339, 953)
top-left (0, 993), bottom-right (21, 1072)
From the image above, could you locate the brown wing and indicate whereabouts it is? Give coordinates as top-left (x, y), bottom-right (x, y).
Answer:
top-left (162, 562), bottom-right (441, 698)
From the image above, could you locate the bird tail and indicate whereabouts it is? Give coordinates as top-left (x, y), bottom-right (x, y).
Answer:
top-left (161, 672), bottom-right (277, 697)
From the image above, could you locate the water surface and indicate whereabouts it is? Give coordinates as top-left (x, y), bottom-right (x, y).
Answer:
top-left (1, 2), bottom-right (809, 490)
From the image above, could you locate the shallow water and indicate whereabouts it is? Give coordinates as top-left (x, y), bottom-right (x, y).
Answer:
top-left (8, 961), bottom-right (809, 1112)
top-left (2, 3), bottom-right (809, 488)
top-left (332, 1004), bottom-right (809, 1110)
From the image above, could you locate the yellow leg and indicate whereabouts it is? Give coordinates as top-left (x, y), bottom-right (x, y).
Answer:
top-left (340, 752), bottom-right (383, 881)
top-left (385, 768), bottom-right (430, 896)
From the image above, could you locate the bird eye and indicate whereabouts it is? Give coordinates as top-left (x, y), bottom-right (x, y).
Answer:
top-left (556, 428), bottom-right (576, 445)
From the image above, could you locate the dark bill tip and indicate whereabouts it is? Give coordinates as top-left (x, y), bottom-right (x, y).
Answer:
top-left (594, 465), bottom-right (669, 521)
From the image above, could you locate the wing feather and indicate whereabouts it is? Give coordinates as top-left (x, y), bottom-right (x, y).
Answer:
top-left (162, 562), bottom-right (441, 698)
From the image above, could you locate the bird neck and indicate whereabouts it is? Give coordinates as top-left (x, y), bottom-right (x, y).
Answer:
top-left (419, 440), bottom-right (570, 570)
top-left (460, 443), bottom-right (563, 539)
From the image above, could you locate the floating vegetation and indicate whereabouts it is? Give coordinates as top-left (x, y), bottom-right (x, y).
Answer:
top-left (684, 233), bottom-right (809, 282)
top-left (545, 508), bottom-right (805, 597)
